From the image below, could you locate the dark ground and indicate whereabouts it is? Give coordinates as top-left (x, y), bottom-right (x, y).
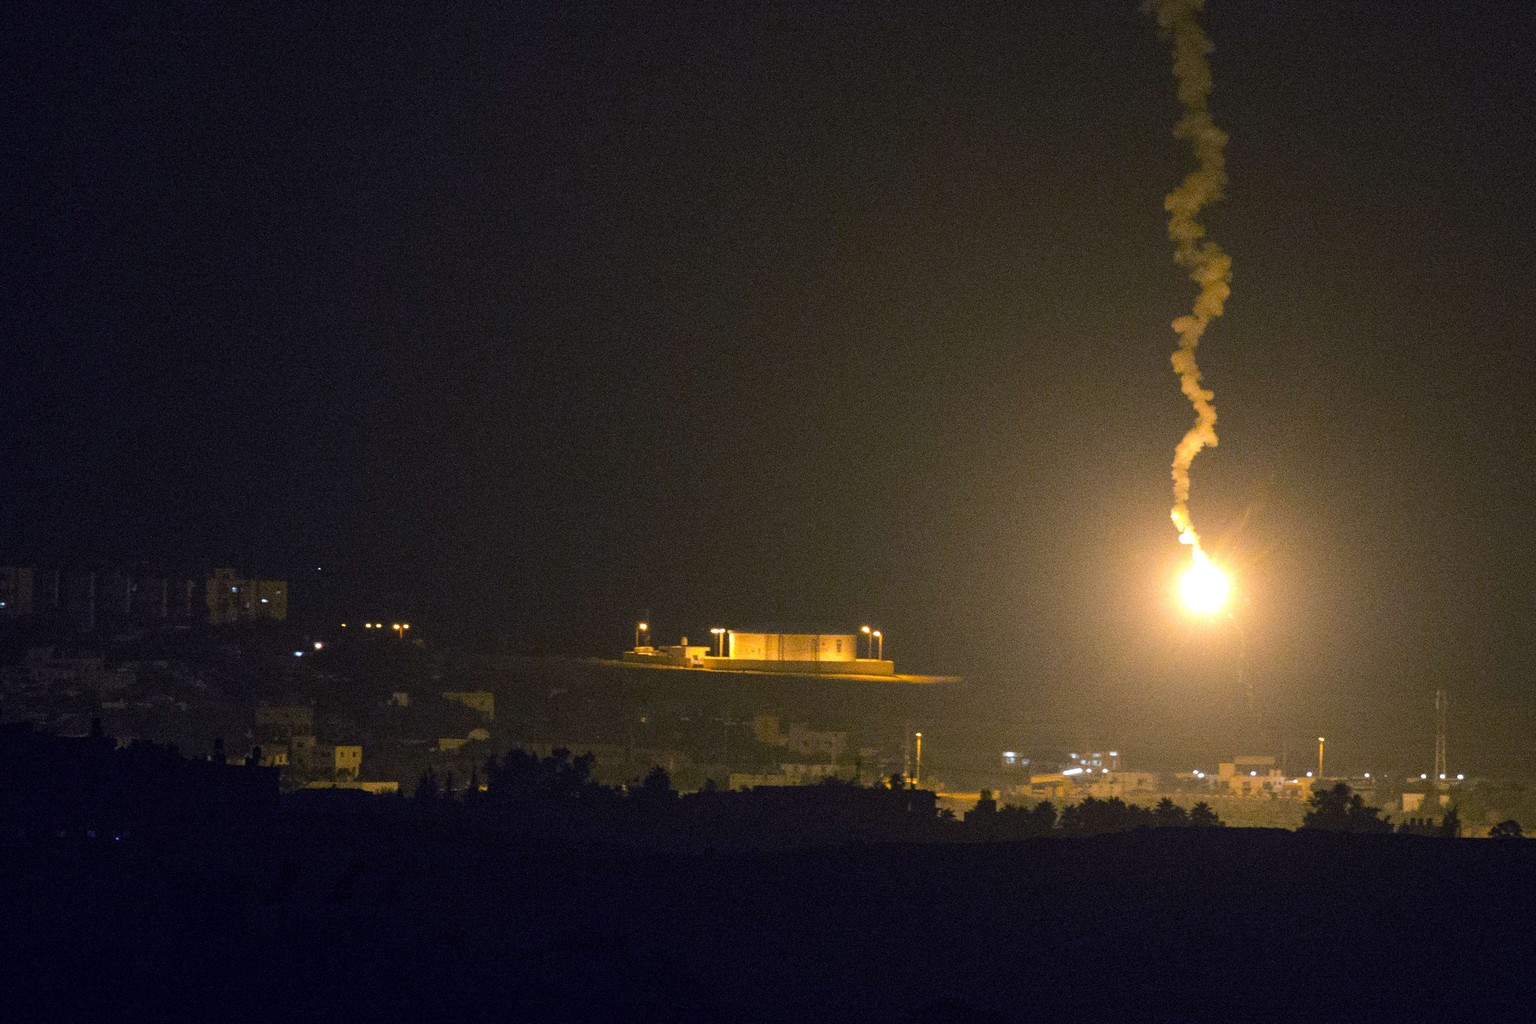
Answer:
top-left (4, 825), bottom-right (1533, 1023)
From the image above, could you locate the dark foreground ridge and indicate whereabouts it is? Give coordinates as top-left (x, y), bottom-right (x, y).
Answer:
top-left (6, 823), bottom-right (1536, 1023)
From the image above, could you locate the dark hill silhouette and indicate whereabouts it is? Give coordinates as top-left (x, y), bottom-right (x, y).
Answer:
top-left (3, 727), bottom-right (1532, 1022)
top-left (5, 817), bottom-right (1536, 1022)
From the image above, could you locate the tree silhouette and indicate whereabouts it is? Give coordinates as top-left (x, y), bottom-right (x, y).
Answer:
top-left (1061, 797), bottom-right (1151, 836)
top-left (633, 765), bottom-right (676, 804)
top-left (1188, 802), bottom-right (1223, 828)
top-left (1029, 800), bottom-right (1058, 834)
top-left (481, 747), bottom-right (613, 812)
top-left (1489, 819), bottom-right (1524, 839)
top-left (1302, 782), bottom-right (1391, 833)
top-left (965, 790), bottom-right (998, 824)
top-left (1153, 797), bottom-right (1189, 827)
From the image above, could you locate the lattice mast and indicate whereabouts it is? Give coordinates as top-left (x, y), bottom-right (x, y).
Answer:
top-left (1433, 689), bottom-right (1448, 790)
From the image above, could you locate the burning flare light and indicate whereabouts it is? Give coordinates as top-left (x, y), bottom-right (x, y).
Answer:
top-left (1179, 548), bottom-right (1230, 615)
top-left (1151, 0), bottom-right (1232, 573)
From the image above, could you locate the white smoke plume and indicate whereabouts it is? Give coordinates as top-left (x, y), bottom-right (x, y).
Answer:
top-left (1150, 0), bottom-right (1232, 555)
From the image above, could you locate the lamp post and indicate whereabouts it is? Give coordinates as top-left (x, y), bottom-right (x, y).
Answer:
top-left (860, 625), bottom-right (872, 659)
top-left (914, 731), bottom-right (923, 786)
top-left (635, 621), bottom-right (649, 649)
top-left (392, 622), bottom-right (409, 640)
top-left (710, 627), bottom-right (725, 657)
top-left (873, 630), bottom-right (883, 660)
top-left (1317, 736), bottom-right (1325, 779)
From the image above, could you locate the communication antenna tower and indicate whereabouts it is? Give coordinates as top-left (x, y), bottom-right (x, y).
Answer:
top-left (1433, 689), bottom-right (1448, 789)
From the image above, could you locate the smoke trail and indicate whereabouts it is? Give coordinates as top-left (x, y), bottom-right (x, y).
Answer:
top-left (1150, 0), bottom-right (1232, 555)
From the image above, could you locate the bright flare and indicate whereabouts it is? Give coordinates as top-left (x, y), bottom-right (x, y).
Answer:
top-left (1180, 551), bottom-right (1231, 615)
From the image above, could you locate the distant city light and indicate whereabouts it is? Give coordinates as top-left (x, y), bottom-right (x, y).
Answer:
top-left (1305, 771), bottom-right (1313, 777)
top-left (1364, 772), bottom-right (1371, 778)
top-left (1421, 773), bottom-right (1428, 780)
top-left (1249, 770), bottom-right (1257, 777)
top-left (313, 641), bottom-right (323, 650)
top-left (1063, 767), bottom-right (1083, 776)
top-left (1457, 774), bottom-right (1464, 780)
top-left (292, 651), bottom-right (303, 657)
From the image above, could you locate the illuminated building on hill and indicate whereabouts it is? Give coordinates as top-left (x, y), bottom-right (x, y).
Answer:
top-left (623, 629), bottom-right (895, 676)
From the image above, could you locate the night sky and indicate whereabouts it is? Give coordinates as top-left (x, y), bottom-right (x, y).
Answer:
top-left (7, 2), bottom-right (1535, 768)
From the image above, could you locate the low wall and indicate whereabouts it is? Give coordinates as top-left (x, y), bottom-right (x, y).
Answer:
top-left (702, 657), bottom-right (894, 676)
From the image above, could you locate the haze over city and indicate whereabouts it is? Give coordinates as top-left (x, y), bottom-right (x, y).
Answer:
top-left (5, 4), bottom-right (1536, 1018)
top-left (11, 3), bottom-right (1533, 778)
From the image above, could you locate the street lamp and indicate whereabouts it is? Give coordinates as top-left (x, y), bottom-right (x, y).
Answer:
top-left (914, 731), bottom-right (923, 786)
top-left (873, 629), bottom-right (883, 660)
top-left (860, 625), bottom-right (872, 659)
top-left (635, 621), bottom-right (649, 649)
top-left (392, 622), bottom-right (409, 640)
top-left (710, 627), bottom-right (726, 657)
top-left (1317, 736), bottom-right (1326, 778)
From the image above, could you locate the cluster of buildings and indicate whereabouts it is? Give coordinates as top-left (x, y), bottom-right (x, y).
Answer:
top-left (0, 634), bottom-right (507, 794)
top-left (243, 686), bottom-right (502, 793)
top-left (997, 750), bottom-right (1323, 804)
top-left (0, 645), bottom-right (196, 740)
top-left (0, 607), bottom-right (952, 799)
top-left (0, 566), bottom-right (287, 632)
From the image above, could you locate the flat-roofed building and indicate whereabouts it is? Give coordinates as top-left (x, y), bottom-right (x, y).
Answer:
top-left (726, 632), bottom-right (856, 663)
top-left (623, 629), bottom-right (895, 676)
top-left (1217, 755), bottom-right (1313, 799)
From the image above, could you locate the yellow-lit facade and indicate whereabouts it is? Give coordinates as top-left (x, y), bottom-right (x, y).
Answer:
top-left (726, 632), bottom-right (857, 663)
top-left (622, 629), bottom-right (896, 676)
top-left (1216, 757), bottom-right (1314, 800)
